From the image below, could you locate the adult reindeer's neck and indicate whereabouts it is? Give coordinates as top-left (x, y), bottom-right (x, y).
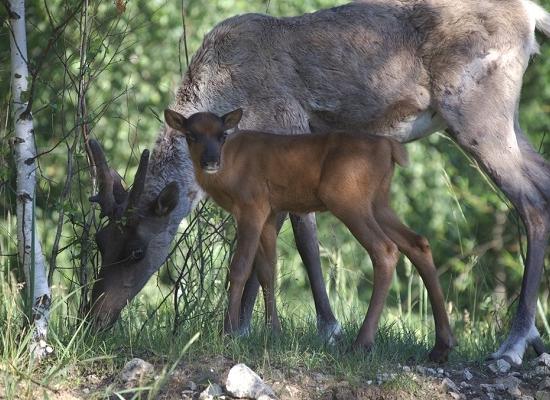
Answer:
top-left (143, 126), bottom-right (204, 235)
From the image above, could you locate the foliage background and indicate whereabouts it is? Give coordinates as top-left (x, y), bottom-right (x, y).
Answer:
top-left (0, 0), bottom-right (549, 358)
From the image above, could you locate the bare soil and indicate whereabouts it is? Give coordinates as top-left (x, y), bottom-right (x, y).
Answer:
top-left (22, 354), bottom-right (548, 400)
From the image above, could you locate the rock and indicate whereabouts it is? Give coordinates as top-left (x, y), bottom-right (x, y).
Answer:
top-left (402, 366), bottom-right (411, 373)
top-left (536, 366), bottom-right (550, 376)
top-left (312, 372), bottom-right (328, 383)
top-left (426, 367), bottom-right (437, 376)
top-left (497, 359), bottom-right (512, 373)
top-left (415, 366), bottom-right (426, 375)
top-left (463, 369), bottom-right (474, 381)
top-left (489, 360), bottom-right (512, 374)
top-left (449, 392), bottom-right (464, 400)
top-left (525, 372), bottom-right (536, 380)
top-left (509, 387), bottom-right (523, 397)
top-left (534, 354), bottom-right (550, 368)
top-left (376, 372), bottom-right (397, 384)
top-left (86, 374), bottom-right (101, 384)
top-left (496, 375), bottom-right (523, 397)
top-left (460, 381), bottom-right (471, 389)
top-left (481, 384), bottom-right (496, 393)
top-left (225, 364), bottom-right (276, 399)
top-left (437, 368), bottom-right (445, 375)
top-left (199, 383), bottom-right (223, 400)
top-left (186, 381), bottom-right (198, 391)
top-left (541, 378), bottom-right (550, 391)
top-left (441, 378), bottom-right (460, 394)
top-left (535, 391), bottom-right (550, 400)
top-left (120, 358), bottom-right (154, 385)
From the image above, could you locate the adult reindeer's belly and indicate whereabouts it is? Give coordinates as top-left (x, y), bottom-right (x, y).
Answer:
top-left (295, 60), bottom-right (446, 142)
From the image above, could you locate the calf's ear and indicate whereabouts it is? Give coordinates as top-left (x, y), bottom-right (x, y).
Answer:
top-left (164, 109), bottom-right (188, 134)
top-left (221, 108), bottom-right (243, 131)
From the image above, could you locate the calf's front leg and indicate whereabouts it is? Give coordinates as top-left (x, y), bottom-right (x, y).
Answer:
top-left (255, 214), bottom-right (281, 333)
top-left (240, 212), bottom-right (287, 333)
top-left (224, 213), bottom-right (266, 334)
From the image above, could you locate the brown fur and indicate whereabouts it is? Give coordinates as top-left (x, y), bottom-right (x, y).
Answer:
top-left (165, 109), bottom-right (455, 361)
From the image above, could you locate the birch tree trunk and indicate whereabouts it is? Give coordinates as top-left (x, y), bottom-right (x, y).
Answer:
top-left (8, 0), bottom-right (52, 358)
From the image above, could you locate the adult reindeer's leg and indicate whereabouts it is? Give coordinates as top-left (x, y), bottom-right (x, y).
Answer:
top-left (488, 121), bottom-right (550, 364)
top-left (239, 272), bottom-right (260, 335)
top-left (239, 213), bottom-right (286, 333)
top-left (375, 207), bottom-right (456, 362)
top-left (436, 59), bottom-right (550, 364)
top-left (290, 213), bottom-right (342, 341)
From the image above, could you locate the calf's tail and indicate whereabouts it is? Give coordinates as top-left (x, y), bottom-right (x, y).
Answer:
top-left (389, 139), bottom-right (409, 168)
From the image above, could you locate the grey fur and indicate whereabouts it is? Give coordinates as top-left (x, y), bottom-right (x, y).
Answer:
top-left (96, 0), bottom-right (550, 363)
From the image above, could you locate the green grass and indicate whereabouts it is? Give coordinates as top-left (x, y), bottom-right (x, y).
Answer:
top-left (0, 269), bottom-right (512, 400)
top-left (1, 202), bottom-right (543, 399)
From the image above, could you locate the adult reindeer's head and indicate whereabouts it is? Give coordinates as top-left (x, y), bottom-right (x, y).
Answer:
top-left (87, 139), bottom-right (179, 330)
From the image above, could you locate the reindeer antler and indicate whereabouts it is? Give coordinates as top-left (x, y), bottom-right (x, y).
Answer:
top-left (88, 139), bottom-right (149, 221)
top-left (125, 148), bottom-right (149, 225)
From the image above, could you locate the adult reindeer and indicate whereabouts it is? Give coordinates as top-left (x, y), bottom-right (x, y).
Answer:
top-left (89, 0), bottom-right (550, 365)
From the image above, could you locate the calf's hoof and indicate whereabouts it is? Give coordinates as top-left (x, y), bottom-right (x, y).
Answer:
top-left (428, 346), bottom-right (451, 363)
top-left (428, 337), bottom-right (457, 363)
top-left (349, 340), bottom-right (374, 355)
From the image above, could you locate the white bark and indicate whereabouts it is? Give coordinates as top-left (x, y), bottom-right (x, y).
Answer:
top-left (8, 0), bottom-right (52, 358)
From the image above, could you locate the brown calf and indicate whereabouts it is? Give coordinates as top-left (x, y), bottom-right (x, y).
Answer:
top-left (164, 108), bottom-right (456, 362)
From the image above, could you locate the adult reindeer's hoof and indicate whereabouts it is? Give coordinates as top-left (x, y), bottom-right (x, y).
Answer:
top-left (489, 325), bottom-right (543, 366)
top-left (318, 320), bottom-right (343, 345)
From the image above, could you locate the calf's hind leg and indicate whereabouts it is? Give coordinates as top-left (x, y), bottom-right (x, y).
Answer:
top-left (375, 206), bottom-right (456, 362)
top-left (332, 208), bottom-right (400, 350)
